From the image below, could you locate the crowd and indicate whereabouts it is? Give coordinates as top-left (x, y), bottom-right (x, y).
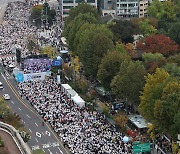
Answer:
top-left (23, 58), bottom-right (51, 74)
top-left (18, 77), bottom-right (132, 154)
top-left (0, 1), bottom-right (38, 67)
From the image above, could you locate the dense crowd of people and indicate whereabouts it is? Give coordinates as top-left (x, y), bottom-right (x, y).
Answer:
top-left (0, 1), bottom-right (37, 67)
top-left (18, 77), bottom-right (133, 154)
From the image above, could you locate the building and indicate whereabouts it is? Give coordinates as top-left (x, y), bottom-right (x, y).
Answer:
top-left (59, 0), bottom-right (97, 18)
top-left (100, 0), bottom-right (116, 16)
top-left (139, 0), bottom-right (148, 18)
top-left (116, 0), bottom-right (139, 18)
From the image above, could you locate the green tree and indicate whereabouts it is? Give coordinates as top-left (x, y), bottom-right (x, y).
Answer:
top-left (108, 19), bottom-right (139, 43)
top-left (0, 97), bottom-right (10, 118)
top-left (148, 0), bottom-right (176, 21)
top-left (77, 24), bottom-right (114, 77)
top-left (98, 51), bottom-right (130, 89)
top-left (65, 3), bottom-right (99, 26)
top-left (66, 13), bottom-right (99, 51)
top-left (111, 60), bottom-right (146, 104)
top-left (142, 53), bottom-right (165, 63)
top-left (139, 19), bottom-right (157, 36)
top-left (169, 21), bottom-right (180, 45)
top-left (41, 45), bottom-right (57, 59)
top-left (163, 63), bottom-right (180, 78)
top-left (73, 23), bottom-right (92, 54)
top-left (30, 5), bottom-right (43, 27)
top-left (138, 68), bottom-right (170, 121)
top-left (42, 2), bottom-right (56, 27)
top-left (154, 80), bottom-right (180, 139)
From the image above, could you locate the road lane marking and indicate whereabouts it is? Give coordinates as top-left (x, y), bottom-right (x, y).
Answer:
top-left (2, 75), bottom-right (69, 154)
top-left (35, 138), bottom-right (39, 143)
top-left (31, 145), bottom-right (40, 150)
top-left (48, 149), bottom-right (53, 154)
top-left (29, 129), bottom-right (32, 133)
top-left (58, 147), bottom-right (63, 154)
top-left (18, 107), bottom-right (22, 111)
top-left (36, 132), bottom-right (41, 138)
top-left (10, 100), bottom-right (14, 104)
top-left (26, 114), bottom-right (30, 118)
top-left (35, 122), bottom-right (38, 127)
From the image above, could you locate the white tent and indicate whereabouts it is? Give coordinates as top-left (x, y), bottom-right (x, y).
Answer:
top-left (71, 94), bottom-right (85, 108)
top-left (61, 84), bottom-right (72, 94)
top-left (67, 89), bottom-right (77, 99)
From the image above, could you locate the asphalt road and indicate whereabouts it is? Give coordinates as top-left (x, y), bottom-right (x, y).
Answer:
top-left (0, 0), bottom-right (25, 23)
top-left (0, 72), bottom-right (69, 154)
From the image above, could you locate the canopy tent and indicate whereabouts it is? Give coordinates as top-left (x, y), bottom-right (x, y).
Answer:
top-left (60, 50), bottom-right (68, 54)
top-left (67, 89), bottom-right (78, 99)
top-left (61, 84), bottom-right (72, 94)
top-left (71, 94), bottom-right (85, 108)
top-left (61, 37), bottom-right (67, 46)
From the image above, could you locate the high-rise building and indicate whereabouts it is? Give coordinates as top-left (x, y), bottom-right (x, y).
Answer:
top-left (59, 0), bottom-right (97, 18)
top-left (116, 0), bottom-right (139, 18)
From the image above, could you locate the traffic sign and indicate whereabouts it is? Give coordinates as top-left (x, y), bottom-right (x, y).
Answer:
top-left (133, 142), bottom-right (150, 154)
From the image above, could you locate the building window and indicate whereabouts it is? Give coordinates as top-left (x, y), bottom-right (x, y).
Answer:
top-left (87, 0), bottom-right (95, 3)
top-left (75, 0), bottom-right (85, 3)
top-left (63, 0), bottom-right (73, 3)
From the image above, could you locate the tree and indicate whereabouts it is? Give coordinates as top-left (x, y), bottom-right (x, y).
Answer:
top-left (163, 63), bottom-right (180, 78)
top-left (137, 34), bottom-right (179, 57)
top-left (98, 51), bottom-right (130, 89)
top-left (77, 24), bottom-right (114, 77)
top-left (138, 68), bottom-right (170, 121)
top-left (65, 3), bottom-right (99, 26)
top-left (66, 13), bottom-right (99, 51)
top-left (153, 80), bottom-right (180, 139)
top-left (0, 97), bottom-right (10, 119)
top-left (30, 5), bottom-right (43, 27)
top-left (142, 53), bottom-right (165, 63)
top-left (169, 21), bottom-right (180, 45)
top-left (111, 60), bottom-right (146, 104)
top-left (139, 19), bottom-right (157, 37)
top-left (40, 45), bottom-right (57, 59)
top-left (148, 0), bottom-right (176, 21)
top-left (42, 2), bottom-right (56, 27)
top-left (108, 20), bottom-right (139, 43)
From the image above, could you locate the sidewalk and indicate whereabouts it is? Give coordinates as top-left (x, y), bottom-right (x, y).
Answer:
top-left (0, 130), bottom-right (21, 154)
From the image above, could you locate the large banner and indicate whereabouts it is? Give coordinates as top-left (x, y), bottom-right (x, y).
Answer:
top-left (23, 71), bottom-right (51, 82)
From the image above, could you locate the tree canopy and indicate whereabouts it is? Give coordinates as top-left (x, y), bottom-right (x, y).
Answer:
top-left (137, 34), bottom-right (179, 57)
top-left (111, 60), bottom-right (146, 104)
top-left (64, 13), bottom-right (99, 51)
top-left (98, 51), bottom-right (130, 89)
top-left (77, 24), bottom-right (114, 77)
top-left (108, 20), bottom-right (139, 43)
top-left (65, 3), bottom-right (99, 26)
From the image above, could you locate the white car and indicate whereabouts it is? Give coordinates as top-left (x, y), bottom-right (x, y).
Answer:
top-left (3, 94), bottom-right (10, 100)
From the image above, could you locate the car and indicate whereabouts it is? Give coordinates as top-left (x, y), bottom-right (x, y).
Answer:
top-left (0, 82), bottom-right (3, 89)
top-left (3, 94), bottom-right (10, 100)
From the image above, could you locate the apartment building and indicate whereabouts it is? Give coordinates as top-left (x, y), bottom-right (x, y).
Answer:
top-left (139, 0), bottom-right (148, 18)
top-left (59, 0), bottom-right (97, 18)
top-left (116, 0), bottom-right (139, 18)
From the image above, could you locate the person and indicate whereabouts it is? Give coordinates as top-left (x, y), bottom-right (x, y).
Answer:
top-left (42, 121), bottom-right (44, 126)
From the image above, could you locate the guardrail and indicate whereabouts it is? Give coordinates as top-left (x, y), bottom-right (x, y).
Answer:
top-left (0, 121), bottom-right (31, 154)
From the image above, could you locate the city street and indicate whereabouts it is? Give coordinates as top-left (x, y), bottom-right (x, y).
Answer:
top-left (0, 72), bottom-right (69, 154)
top-left (0, 0), bottom-right (25, 23)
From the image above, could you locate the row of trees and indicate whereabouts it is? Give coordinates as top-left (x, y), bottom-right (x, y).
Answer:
top-left (63, 2), bottom-right (180, 146)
